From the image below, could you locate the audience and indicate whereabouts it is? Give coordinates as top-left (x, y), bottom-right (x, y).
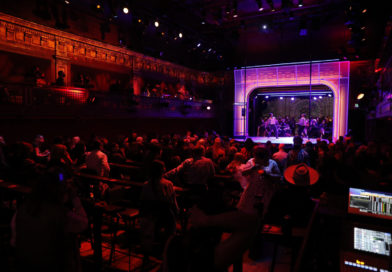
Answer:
top-left (1, 130), bottom-right (392, 271)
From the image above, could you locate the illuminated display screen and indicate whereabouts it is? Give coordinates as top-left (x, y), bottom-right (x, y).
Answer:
top-left (349, 188), bottom-right (392, 220)
top-left (354, 227), bottom-right (392, 256)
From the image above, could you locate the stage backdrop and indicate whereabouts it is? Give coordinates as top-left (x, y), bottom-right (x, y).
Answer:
top-left (234, 60), bottom-right (350, 141)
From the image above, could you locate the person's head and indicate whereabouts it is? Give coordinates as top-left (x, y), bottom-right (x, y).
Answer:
top-left (213, 137), bottom-right (222, 146)
top-left (72, 136), bottom-right (80, 145)
top-left (91, 140), bottom-right (103, 151)
top-left (244, 138), bottom-right (255, 151)
top-left (136, 136), bottom-right (143, 144)
top-left (269, 113), bottom-right (273, 117)
top-left (192, 146), bottom-right (205, 158)
top-left (149, 160), bottom-right (166, 181)
top-left (253, 145), bottom-right (269, 167)
top-left (293, 136), bottom-right (303, 148)
top-left (34, 134), bottom-right (45, 145)
top-left (301, 113), bottom-right (306, 118)
top-left (233, 152), bottom-right (245, 164)
top-left (278, 143), bottom-right (285, 151)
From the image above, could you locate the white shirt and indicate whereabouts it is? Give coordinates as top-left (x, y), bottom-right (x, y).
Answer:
top-left (85, 150), bottom-right (110, 177)
top-left (268, 117), bottom-right (277, 125)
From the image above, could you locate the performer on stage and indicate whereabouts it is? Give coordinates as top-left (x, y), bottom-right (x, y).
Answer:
top-left (297, 113), bottom-right (307, 137)
top-left (257, 117), bottom-right (266, 137)
top-left (267, 113), bottom-right (279, 139)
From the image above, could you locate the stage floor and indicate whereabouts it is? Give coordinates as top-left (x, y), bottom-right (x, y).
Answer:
top-left (244, 136), bottom-right (318, 144)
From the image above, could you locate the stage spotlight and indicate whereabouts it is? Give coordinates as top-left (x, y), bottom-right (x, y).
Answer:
top-left (357, 93), bottom-right (365, 100)
top-left (328, 94), bottom-right (332, 97)
top-left (179, 32), bottom-right (183, 38)
top-left (206, 106), bottom-right (211, 110)
top-left (291, 97), bottom-right (295, 101)
top-left (154, 21), bottom-right (159, 28)
top-left (298, 0), bottom-right (303, 7)
top-left (262, 24), bottom-right (268, 30)
top-left (265, 95), bottom-right (269, 99)
top-left (256, 0), bottom-right (264, 11)
top-left (313, 97), bottom-right (317, 100)
top-left (319, 96), bottom-right (322, 99)
top-left (201, 21), bottom-right (206, 25)
top-left (233, 0), bottom-right (238, 17)
top-left (279, 97), bottom-right (283, 100)
top-left (123, 7), bottom-right (129, 14)
top-left (96, 4), bottom-right (101, 9)
top-left (64, 0), bottom-right (70, 4)
top-left (208, 48), bottom-right (212, 52)
top-left (362, 8), bottom-right (367, 13)
top-left (197, 42), bottom-right (201, 47)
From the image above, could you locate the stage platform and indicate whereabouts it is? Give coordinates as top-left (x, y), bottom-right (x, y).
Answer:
top-left (240, 136), bottom-right (319, 144)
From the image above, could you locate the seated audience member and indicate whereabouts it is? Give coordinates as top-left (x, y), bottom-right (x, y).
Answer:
top-left (272, 143), bottom-right (288, 172)
top-left (108, 142), bottom-right (126, 163)
top-left (49, 136), bottom-right (73, 167)
top-left (11, 170), bottom-right (88, 272)
top-left (140, 160), bottom-right (179, 258)
top-left (266, 163), bottom-right (319, 225)
top-left (70, 141), bottom-right (86, 167)
top-left (226, 152), bottom-right (247, 189)
top-left (128, 136), bottom-right (145, 162)
top-left (85, 140), bottom-right (110, 177)
top-left (164, 146), bottom-right (215, 196)
top-left (240, 138), bottom-right (255, 161)
top-left (210, 137), bottom-right (226, 162)
top-left (286, 136), bottom-right (310, 167)
top-left (238, 146), bottom-right (280, 217)
top-left (33, 134), bottom-right (50, 162)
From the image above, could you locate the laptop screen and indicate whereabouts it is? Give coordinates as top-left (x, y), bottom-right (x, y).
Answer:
top-left (348, 188), bottom-right (392, 220)
top-left (354, 227), bottom-right (392, 256)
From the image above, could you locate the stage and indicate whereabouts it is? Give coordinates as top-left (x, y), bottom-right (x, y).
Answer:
top-left (238, 136), bottom-right (320, 144)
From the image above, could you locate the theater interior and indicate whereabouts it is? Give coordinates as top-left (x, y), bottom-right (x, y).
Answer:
top-left (0, 0), bottom-right (392, 271)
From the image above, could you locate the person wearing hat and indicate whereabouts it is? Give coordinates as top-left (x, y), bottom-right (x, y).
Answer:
top-left (284, 163), bottom-right (319, 187)
top-left (267, 163), bottom-right (319, 226)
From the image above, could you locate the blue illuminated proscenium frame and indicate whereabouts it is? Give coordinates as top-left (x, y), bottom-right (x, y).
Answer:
top-left (233, 60), bottom-right (350, 141)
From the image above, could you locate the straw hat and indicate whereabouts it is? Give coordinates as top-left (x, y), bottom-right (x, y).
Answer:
top-left (284, 163), bottom-right (319, 186)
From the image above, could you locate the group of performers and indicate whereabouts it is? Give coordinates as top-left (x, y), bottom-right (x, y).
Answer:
top-left (257, 113), bottom-right (332, 139)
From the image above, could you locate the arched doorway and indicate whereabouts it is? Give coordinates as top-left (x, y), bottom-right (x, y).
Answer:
top-left (233, 60), bottom-right (350, 142)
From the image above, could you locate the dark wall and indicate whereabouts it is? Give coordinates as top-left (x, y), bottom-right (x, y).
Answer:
top-left (0, 0), bottom-right (119, 45)
top-left (0, 51), bottom-right (52, 84)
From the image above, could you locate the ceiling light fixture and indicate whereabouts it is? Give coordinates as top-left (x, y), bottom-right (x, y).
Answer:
top-left (154, 21), bottom-right (159, 28)
top-left (256, 0), bottom-right (264, 11)
top-left (122, 7), bottom-right (129, 14)
top-left (179, 32), bottom-right (183, 38)
top-left (357, 93), bottom-right (365, 100)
